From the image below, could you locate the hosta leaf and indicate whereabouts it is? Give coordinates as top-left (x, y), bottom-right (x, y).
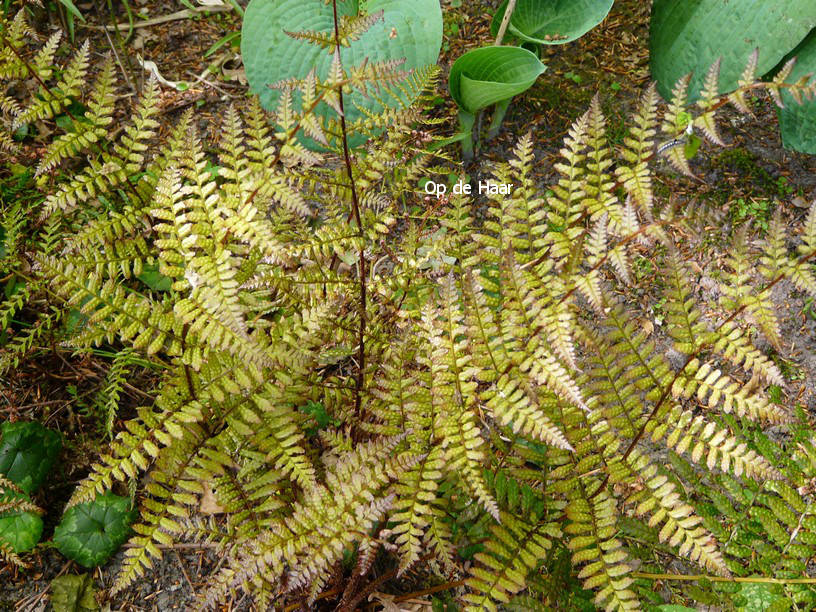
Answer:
top-left (54, 493), bottom-right (136, 568)
top-left (649, 0), bottom-right (816, 101)
top-left (449, 46), bottom-right (546, 114)
top-left (241, 0), bottom-right (442, 149)
top-left (491, 0), bottom-right (613, 45)
top-left (0, 489), bottom-right (43, 554)
top-left (0, 421), bottom-right (62, 494)
top-left (777, 30), bottom-right (816, 153)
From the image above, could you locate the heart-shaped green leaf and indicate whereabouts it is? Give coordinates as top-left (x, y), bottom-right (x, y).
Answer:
top-left (50, 574), bottom-right (99, 612)
top-left (449, 46), bottom-right (546, 114)
top-left (650, 0), bottom-right (816, 101)
top-left (241, 0), bottom-right (442, 149)
top-left (778, 30), bottom-right (816, 153)
top-left (491, 0), bottom-right (613, 45)
top-left (0, 421), bottom-right (62, 494)
top-left (0, 488), bottom-right (43, 554)
top-left (54, 493), bottom-right (136, 568)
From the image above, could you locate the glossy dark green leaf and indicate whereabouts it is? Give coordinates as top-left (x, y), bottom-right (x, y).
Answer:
top-left (0, 488), bottom-right (43, 554)
top-left (54, 493), bottom-right (136, 568)
top-left (0, 421), bottom-right (62, 494)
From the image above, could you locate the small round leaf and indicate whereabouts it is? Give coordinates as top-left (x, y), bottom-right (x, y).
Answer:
top-left (54, 493), bottom-right (136, 568)
top-left (0, 489), bottom-right (43, 554)
top-left (0, 421), bottom-right (62, 494)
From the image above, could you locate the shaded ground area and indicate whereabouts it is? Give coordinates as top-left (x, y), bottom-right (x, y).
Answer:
top-left (2, 0), bottom-right (816, 609)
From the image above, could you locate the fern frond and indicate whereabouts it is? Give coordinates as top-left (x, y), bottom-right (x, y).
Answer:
top-left (582, 96), bottom-right (624, 233)
top-left (672, 359), bottom-right (791, 424)
top-left (727, 48), bottom-right (759, 113)
top-left (625, 449), bottom-right (729, 576)
top-left (565, 489), bottom-right (640, 611)
top-left (13, 40), bottom-right (91, 128)
top-left (660, 74), bottom-right (693, 176)
top-left (428, 276), bottom-right (499, 520)
top-left (463, 270), bottom-right (573, 450)
top-left (36, 59), bottom-right (117, 175)
top-left (463, 511), bottom-right (559, 612)
top-left (199, 436), bottom-right (411, 608)
top-left (694, 58), bottom-right (725, 146)
top-left (650, 405), bottom-right (782, 480)
top-left (615, 83), bottom-right (658, 214)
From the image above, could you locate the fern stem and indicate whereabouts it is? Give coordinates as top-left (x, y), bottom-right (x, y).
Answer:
top-left (632, 573), bottom-right (816, 584)
top-left (331, 0), bottom-right (367, 422)
top-left (96, 0), bottom-right (137, 93)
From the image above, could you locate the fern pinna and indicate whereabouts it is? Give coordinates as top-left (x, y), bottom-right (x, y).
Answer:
top-left (4, 5), bottom-right (816, 609)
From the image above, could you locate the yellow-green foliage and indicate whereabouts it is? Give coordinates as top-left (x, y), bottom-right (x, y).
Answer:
top-left (4, 9), bottom-right (816, 611)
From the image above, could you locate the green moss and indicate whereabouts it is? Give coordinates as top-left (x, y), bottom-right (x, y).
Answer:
top-left (712, 147), bottom-right (778, 198)
top-left (533, 79), bottom-right (594, 120)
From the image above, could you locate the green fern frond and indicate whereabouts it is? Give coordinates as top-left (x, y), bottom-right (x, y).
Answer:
top-left (464, 510), bottom-right (560, 612)
top-left (13, 40), bottom-right (91, 129)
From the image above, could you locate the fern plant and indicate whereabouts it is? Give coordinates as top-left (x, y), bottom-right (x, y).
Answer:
top-left (4, 4), bottom-right (816, 609)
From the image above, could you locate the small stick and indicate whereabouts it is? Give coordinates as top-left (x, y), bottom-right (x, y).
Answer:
top-left (172, 547), bottom-right (196, 595)
top-left (494, 0), bottom-right (518, 46)
top-left (86, 6), bottom-right (232, 32)
top-left (91, 0), bottom-right (137, 95)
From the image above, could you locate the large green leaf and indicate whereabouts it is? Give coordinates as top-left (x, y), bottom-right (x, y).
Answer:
top-left (54, 493), bottom-right (136, 568)
top-left (650, 0), bottom-right (816, 101)
top-left (778, 30), bottom-right (816, 153)
top-left (0, 489), bottom-right (43, 554)
top-left (241, 0), bottom-right (442, 149)
top-left (0, 421), bottom-right (62, 494)
top-left (449, 46), bottom-right (546, 114)
top-left (490, 0), bottom-right (613, 45)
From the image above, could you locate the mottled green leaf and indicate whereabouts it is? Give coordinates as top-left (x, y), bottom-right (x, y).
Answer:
top-left (50, 574), bottom-right (99, 612)
top-left (0, 489), bottom-right (43, 554)
top-left (0, 421), bottom-right (62, 494)
top-left (54, 493), bottom-right (136, 568)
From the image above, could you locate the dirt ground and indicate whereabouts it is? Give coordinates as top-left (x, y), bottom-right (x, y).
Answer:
top-left (2, 0), bottom-right (816, 609)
